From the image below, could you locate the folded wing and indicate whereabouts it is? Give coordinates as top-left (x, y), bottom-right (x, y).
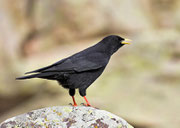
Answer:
top-left (26, 53), bottom-right (109, 74)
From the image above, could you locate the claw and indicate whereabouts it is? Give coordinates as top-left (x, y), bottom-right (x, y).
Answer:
top-left (80, 103), bottom-right (85, 106)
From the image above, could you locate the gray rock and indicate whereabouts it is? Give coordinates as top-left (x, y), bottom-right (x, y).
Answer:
top-left (0, 106), bottom-right (133, 128)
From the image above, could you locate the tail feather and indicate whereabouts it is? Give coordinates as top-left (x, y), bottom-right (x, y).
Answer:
top-left (16, 72), bottom-right (57, 80)
top-left (16, 74), bottom-right (39, 80)
top-left (25, 66), bottom-right (52, 74)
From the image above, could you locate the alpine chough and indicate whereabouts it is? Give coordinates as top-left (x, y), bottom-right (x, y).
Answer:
top-left (16, 35), bottom-right (131, 106)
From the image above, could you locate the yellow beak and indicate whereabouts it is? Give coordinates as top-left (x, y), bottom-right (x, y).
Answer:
top-left (121, 38), bottom-right (132, 45)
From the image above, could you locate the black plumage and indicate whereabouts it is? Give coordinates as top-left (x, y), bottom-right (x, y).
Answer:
top-left (16, 35), bottom-right (131, 106)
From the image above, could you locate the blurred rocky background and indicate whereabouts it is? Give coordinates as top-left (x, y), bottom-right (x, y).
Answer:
top-left (0, 0), bottom-right (180, 128)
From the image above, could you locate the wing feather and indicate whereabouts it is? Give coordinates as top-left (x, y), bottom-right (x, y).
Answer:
top-left (26, 52), bottom-right (109, 74)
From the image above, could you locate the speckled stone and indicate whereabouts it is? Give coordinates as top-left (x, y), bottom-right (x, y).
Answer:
top-left (0, 106), bottom-right (133, 128)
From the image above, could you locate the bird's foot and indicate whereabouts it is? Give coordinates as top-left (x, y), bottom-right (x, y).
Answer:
top-left (73, 103), bottom-right (78, 107)
top-left (69, 103), bottom-right (78, 107)
top-left (82, 96), bottom-right (92, 107)
top-left (80, 103), bottom-right (91, 107)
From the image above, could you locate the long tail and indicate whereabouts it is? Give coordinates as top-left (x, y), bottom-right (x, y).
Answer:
top-left (16, 72), bottom-right (57, 80)
top-left (16, 74), bottom-right (39, 80)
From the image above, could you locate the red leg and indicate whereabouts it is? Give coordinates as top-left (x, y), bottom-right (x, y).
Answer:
top-left (83, 96), bottom-right (91, 106)
top-left (72, 96), bottom-right (77, 106)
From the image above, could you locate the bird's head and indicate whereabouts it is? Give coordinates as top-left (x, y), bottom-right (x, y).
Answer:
top-left (101, 35), bottom-right (131, 55)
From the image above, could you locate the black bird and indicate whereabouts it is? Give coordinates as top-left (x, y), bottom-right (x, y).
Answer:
top-left (16, 35), bottom-right (131, 106)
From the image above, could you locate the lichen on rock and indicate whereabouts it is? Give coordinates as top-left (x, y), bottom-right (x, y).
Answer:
top-left (0, 106), bottom-right (133, 128)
